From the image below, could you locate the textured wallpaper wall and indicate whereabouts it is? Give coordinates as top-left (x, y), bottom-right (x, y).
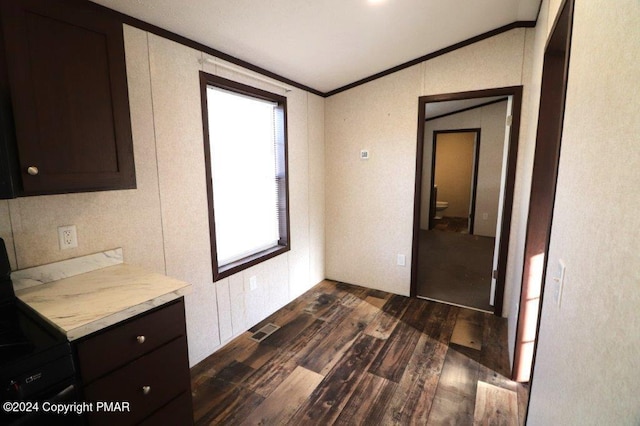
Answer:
top-left (0, 25), bottom-right (326, 367)
top-left (325, 28), bottom-right (528, 304)
top-left (527, 0), bottom-right (640, 423)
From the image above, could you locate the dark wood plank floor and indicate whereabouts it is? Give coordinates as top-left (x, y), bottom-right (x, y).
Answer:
top-left (191, 280), bottom-right (528, 425)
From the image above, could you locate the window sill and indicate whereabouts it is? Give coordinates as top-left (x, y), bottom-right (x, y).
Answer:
top-left (214, 244), bottom-right (290, 282)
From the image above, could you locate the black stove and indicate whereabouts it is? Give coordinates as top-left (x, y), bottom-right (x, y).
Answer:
top-left (0, 238), bottom-right (79, 425)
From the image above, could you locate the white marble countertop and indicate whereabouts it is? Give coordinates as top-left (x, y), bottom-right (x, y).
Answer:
top-left (13, 250), bottom-right (191, 341)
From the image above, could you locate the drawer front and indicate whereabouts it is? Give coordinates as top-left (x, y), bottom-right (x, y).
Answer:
top-left (84, 336), bottom-right (190, 426)
top-left (139, 392), bottom-right (194, 426)
top-left (77, 298), bottom-right (186, 383)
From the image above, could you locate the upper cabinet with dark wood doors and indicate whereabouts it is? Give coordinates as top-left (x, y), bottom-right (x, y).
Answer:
top-left (0, 0), bottom-right (135, 197)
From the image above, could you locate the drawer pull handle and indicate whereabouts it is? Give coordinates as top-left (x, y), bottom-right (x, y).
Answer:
top-left (27, 166), bottom-right (39, 176)
top-left (142, 386), bottom-right (151, 395)
top-left (136, 335), bottom-right (146, 344)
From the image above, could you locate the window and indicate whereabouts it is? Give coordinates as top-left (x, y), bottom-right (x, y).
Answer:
top-left (200, 72), bottom-right (290, 281)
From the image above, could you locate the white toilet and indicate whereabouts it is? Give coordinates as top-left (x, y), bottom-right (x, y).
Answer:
top-left (435, 201), bottom-right (449, 219)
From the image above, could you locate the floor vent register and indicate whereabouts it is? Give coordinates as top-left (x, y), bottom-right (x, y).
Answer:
top-left (250, 323), bottom-right (280, 342)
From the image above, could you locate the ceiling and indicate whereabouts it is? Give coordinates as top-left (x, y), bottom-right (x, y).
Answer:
top-left (425, 96), bottom-right (508, 120)
top-left (91, 0), bottom-right (541, 94)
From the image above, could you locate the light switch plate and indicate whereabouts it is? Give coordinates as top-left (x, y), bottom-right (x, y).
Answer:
top-left (554, 259), bottom-right (566, 308)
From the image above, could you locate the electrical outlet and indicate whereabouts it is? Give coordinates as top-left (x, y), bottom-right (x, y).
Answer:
top-left (58, 225), bottom-right (78, 250)
top-left (397, 254), bottom-right (406, 266)
top-left (249, 276), bottom-right (257, 291)
top-left (482, 213), bottom-right (488, 220)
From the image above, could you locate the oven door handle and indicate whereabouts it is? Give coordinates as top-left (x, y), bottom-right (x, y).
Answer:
top-left (48, 384), bottom-right (75, 402)
top-left (11, 384), bottom-right (76, 426)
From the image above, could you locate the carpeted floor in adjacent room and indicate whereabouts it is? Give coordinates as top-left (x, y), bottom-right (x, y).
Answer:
top-left (416, 229), bottom-right (495, 312)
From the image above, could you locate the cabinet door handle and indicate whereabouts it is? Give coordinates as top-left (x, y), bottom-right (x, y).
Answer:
top-left (142, 386), bottom-right (151, 395)
top-left (136, 335), bottom-right (146, 344)
top-left (27, 166), bottom-right (39, 176)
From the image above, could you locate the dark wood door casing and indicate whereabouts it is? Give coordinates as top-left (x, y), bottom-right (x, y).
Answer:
top-left (412, 86), bottom-right (523, 317)
top-left (514, 0), bottom-right (575, 386)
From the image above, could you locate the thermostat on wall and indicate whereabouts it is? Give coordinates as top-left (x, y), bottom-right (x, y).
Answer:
top-left (360, 150), bottom-right (370, 160)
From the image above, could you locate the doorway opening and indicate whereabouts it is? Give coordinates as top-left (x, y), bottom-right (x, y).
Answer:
top-left (418, 128), bottom-right (494, 311)
top-left (429, 129), bottom-right (481, 235)
top-left (411, 86), bottom-right (523, 317)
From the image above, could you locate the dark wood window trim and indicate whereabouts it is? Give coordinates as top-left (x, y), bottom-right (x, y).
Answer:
top-left (199, 72), bottom-right (291, 282)
top-left (411, 86), bottom-right (523, 317)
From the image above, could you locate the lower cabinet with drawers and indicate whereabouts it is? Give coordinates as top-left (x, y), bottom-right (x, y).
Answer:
top-left (73, 298), bottom-right (193, 425)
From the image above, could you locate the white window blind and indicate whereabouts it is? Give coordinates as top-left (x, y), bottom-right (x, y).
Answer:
top-left (206, 86), bottom-right (280, 266)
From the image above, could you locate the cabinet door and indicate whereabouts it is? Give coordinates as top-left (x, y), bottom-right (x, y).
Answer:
top-left (0, 0), bottom-right (135, 195)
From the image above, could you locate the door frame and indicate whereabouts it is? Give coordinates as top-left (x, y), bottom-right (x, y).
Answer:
top-left (430, 129), bottom-right (481, 234)
top-left (411, 86), bottom-right (523, 316)
top-left (515, 0), bottom-right (575, 385)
